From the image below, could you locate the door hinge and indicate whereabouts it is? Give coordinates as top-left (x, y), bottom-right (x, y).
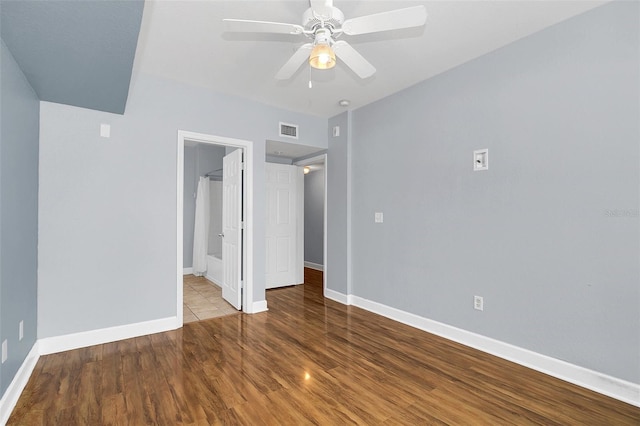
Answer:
top-left (240, 162), bottom-right (245, 170)
top-left (240, 221), bottom-right (244, 229)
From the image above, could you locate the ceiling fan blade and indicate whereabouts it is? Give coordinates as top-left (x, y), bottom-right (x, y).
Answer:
top-left (342, 5), bottom-right (427, 36)
top-left (310, 0), bottom-right (334, 20)
top-left (275, 43), bottom-right (313, 80)
top-left (332, 41), bottom-right (376, 79)
top-left (223, 19), bottom-right (304, 35)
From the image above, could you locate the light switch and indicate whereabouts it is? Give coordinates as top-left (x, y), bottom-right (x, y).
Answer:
top-left (375, 212), bottom-right (384, 223)
top-left (333, 126), bottom-right (340, 137)
top-left (100, 124), bottom-right (111, 138)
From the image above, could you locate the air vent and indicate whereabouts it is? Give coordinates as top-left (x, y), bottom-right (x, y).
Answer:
top-left (279, 122), bottom-right (298, 139)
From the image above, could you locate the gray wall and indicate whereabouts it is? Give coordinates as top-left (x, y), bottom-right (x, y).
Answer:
top-left (0, 40), bottom-right (39, 395)
top-left (326, 112), bottom-right (350, 295)
top-left (350, 1), bottom-right (639, 383)
top-left (38, 72), bottom-right (327, 338)
top-left (304, 168), bottom-right (324, 265)
top-left (183, 143), bottom-right (226, 268)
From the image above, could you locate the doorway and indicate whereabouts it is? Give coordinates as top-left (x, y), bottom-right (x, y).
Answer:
top-left (182, 142), bottom-right (239, 322)
top-left (177, 130), bottom-right (254, 327)
top-left (264, 141), bottom-right (328, 295)
top-left (295, 154), bottom-right (328, 295)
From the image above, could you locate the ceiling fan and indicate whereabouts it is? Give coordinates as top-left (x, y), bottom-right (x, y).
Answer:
top-left (223, 0), bottom-right (427, 80)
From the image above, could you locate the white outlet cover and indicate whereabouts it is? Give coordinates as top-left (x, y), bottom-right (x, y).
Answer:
top-left (100, 123), bottom-right (111, 138)
top-left (474, 295), bottom-right (484, 311)
top-left (2, 340), bottom-right (7, 363)
top-left (474, 149), bottom-right (488, 171)
top-left (19, 320), bottom-right (24, 341)
top-left (375, 212), bottom-right (384, 223)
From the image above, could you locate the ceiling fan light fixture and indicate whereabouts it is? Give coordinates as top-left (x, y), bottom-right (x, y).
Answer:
top-left (225, 4), bottom-right (428, 80)
top-left (309, 43), bottom-right (336, 70)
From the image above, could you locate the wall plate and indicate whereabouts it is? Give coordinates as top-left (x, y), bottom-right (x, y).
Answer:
top-left (474, 149), bottom-right (488, 171)
top-left (100, 123), bottom-right (110, 138)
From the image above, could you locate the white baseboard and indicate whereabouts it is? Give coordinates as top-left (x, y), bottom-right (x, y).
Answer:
top-left (250, 300), bottom-right (268, 314)
top-left (0, 342), bottom-right (40, 425)
top-left (205, 274), bottom-right (222, 288)
top-left (3, 298), bottom-right (636, 424)
top-left (324, 288), bottom-right (350, 305)
top-left (183, 267), bottom-right (193, 275)
top-left (304, 261), bottom-right (324, 271)
top-left (38, 317), bottom-right (179, 356)
top-left (348, 295), bottom-right (639, 407)
top-left (0, 317), bottom-right (179, 422)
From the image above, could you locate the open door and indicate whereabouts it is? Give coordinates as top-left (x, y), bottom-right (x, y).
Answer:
top-left (266, 163), bottom-right (304, 289)
top-left (222, 148), bottom-right (243, 310)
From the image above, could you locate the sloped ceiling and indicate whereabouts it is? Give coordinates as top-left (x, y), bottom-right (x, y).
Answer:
top-left (1, 0), bottom-right (144, 114)
top-left (134, 0), bottom-right (609, 118)
top-left (0, 1), bottom-right (610, 117)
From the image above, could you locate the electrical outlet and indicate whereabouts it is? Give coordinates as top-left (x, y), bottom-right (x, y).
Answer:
top-left (2, 340), bottom-right (7, 363)
top-left (374, 212), bottom-right (384, 223)
top-left (473, 149), bottom-right (488, 171)
top-left (474, 295), bottom-right (484, 311)
top-left (19, 320), bottom-right (24, 341)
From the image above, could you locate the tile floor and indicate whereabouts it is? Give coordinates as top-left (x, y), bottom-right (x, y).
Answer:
top-left (183, 274), bottom-right (239, 323)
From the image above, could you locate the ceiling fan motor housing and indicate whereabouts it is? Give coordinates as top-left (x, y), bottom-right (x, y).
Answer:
top-left (302, 7), bottom-right (344, 34)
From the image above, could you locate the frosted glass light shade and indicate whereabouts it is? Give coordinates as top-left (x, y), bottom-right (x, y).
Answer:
top-left (309, 44), bottom-right (336, 70)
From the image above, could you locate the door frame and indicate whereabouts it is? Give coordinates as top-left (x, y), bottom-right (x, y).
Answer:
top-left (294, 154), bottom-right (328, 296)
top-left (177, 130), bottom-right (254, 327)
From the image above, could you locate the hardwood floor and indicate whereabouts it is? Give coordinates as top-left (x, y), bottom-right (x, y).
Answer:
top-left (9, 268), bottom-right (640, 424)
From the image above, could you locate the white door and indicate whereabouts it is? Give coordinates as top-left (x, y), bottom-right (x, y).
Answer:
top-left (266, 163), bottom-right (303, 289)
top-left (222, 149), bottom-right (243, 310)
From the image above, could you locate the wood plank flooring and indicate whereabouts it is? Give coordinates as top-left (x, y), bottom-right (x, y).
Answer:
top-left (8, 268), bottom-right (640, 424)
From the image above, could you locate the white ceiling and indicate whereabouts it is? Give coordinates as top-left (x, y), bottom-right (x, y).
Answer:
top-left (133, 0), bottom-right (608, 118)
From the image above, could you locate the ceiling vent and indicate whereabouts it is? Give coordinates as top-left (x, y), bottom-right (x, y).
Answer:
top-left (279, 122), bottom-right (298, 139)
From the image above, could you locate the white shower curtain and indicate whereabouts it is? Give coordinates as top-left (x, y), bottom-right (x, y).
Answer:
top-left (192, 176), bottom-right (210, 276)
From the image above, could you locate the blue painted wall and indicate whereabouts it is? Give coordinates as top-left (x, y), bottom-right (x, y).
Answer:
top-left (38, 72), bottom-right (327, 338)
top-left (0, 0), bottom-right (143, 114)
top-left (349, 2), bottom-right (639, 383)
top-left (0, 40), bottom-right (39, 396)
top-left (304, 168), bottom-right (324, 265)
top-left (327, 112), bottom-right (351, 295)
